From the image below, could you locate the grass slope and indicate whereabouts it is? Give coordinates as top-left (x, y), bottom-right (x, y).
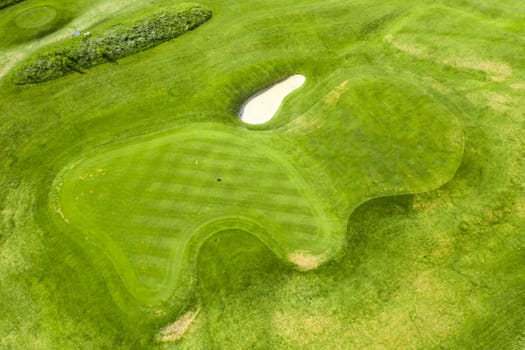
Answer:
top-left (0, 0), bottom-right (524, 348)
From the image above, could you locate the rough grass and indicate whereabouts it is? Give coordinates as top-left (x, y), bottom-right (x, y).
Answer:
top-left (0, 0), bottom-right (524, 349)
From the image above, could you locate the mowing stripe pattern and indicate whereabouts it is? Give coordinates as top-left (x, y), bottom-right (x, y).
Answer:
top-left (56, 127), bottom-right (329, 301)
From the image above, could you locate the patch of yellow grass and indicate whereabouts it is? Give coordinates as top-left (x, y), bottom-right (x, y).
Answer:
top-left (286, 114), bottom-right (325, 135)
top-left (346, 270), bottom-right (461, 349)
top-left (510, 83), bottom-right (525, 90)
top-left (324, 80), bottom-right (349, 106)
top-left (288, 251), bottom-right (325, 271)
top-left (442, 57), bottom-right (512, 82)
top-left (384, 34), bottom-right (427, 58)
top-left (157, 308), bottom-right (200, 342)
top-left (515, 198), bottom-right (525, 219)
top-left (272, 310), bottom-right (341, 346)
top-left (466, 91), bottom-right (513, 112)
top-left (431, 234), bottom-right (456, 259)
top-left (385, 34), bottom-right (512, 82)
top-left (79, 168), bottom-right (106, 180)
top-left (412, 191), bottom-right (454, 214)
top-left (55, 207), bottom-right (69, 224)
top-left (1, 208), bottom-right (14, 218)
top-left (286, 80), bottom-right (349, 135)
top-left (422, 76), bottom-right (451, 94)
top-left (487, 92), bottom-right (512, 111)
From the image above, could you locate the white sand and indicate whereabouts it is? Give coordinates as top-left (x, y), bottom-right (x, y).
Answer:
top-left (240, 74), bottom-right (306, 124)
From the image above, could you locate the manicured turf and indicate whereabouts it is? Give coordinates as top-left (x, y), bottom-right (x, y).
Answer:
top-left (0, 0), bottom-right (524, 349)
top-left (52, 124), bottom-right (343, 303)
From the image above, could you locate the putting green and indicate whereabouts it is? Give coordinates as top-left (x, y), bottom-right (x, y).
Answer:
top-left (15, 6), bottom-right (57, 29)
top-left (50, 75), bottom-right (463, 304)
top-left (52, 124), bottom-right (343, 302)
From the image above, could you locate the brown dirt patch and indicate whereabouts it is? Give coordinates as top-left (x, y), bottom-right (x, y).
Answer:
top-left (157, 308), bottom-right (200, 342)
top-left (288, 251), bottom-right (325, 271)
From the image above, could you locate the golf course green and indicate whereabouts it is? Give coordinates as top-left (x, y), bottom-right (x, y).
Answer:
top-left (0, 0), bottom-right (524, 349)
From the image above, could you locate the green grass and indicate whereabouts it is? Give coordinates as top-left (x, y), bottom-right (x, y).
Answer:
top-left (0, 0), bottom-right (24, 10)
top-left (0, 0), bottom-right (524, 349)
top-left (0, 0), bottom-right (98, 48)
top-left (14, 5), bottom-right (56, 28)
top-left (11, 3), bottom-right (212, 84)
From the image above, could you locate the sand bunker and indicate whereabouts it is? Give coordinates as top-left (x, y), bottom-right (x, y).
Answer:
top-left (240, 74), bottom-right (306, 124)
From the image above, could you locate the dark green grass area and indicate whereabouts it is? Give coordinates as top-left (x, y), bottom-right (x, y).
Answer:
top-left (0, 0), bottom-right (96, 48)
top-left (0, 0), bottom-right (524, 348)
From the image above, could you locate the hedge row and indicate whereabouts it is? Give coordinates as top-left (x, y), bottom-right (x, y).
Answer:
top-left (0, 0), bottom-right (24, 9)
top-left (12, 3), bottom-right (212, 84)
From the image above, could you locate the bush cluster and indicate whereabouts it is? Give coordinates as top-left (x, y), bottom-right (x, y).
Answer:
top-left (12, 4), bottom-right (212, 84)
top-left (0, 0), bottom-right (24, 9)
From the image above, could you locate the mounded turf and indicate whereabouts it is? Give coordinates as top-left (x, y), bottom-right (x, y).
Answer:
top-left (0, 0), bottom-right (524, 349)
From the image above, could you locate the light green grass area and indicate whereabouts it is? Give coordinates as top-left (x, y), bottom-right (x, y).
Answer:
top-left (0, 0), bottom-right (524, 349)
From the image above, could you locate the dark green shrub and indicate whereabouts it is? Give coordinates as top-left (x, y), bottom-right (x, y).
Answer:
top-left (11, 3), bottom-right (212, 84)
